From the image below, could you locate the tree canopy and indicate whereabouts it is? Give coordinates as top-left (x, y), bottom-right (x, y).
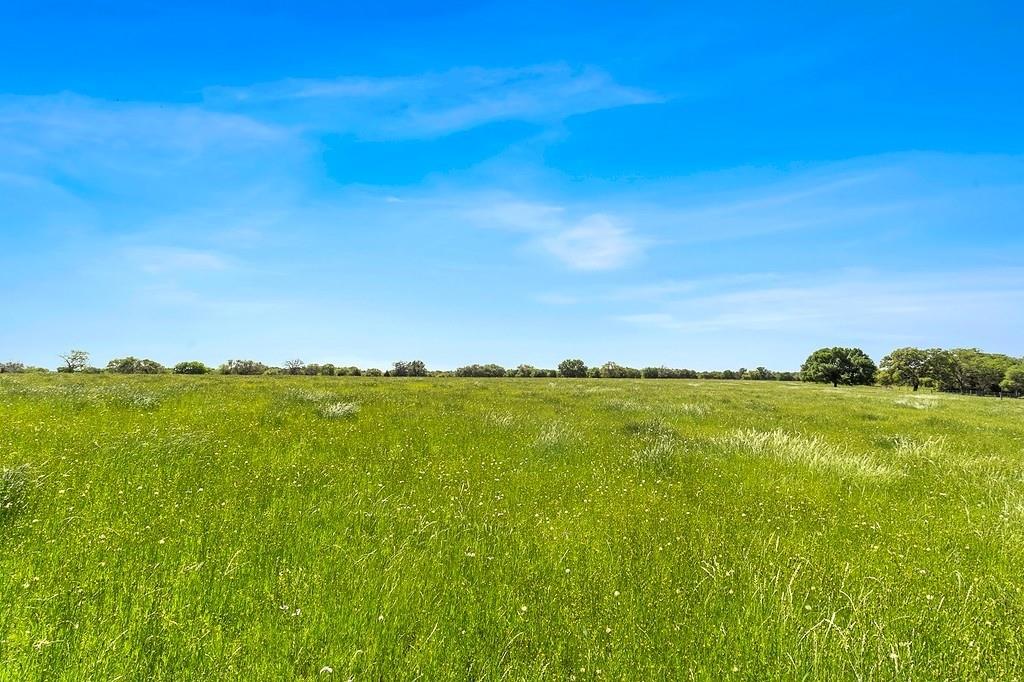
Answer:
top-left (800, 347), bottom-right (877, 387)
top-left (107, 357), bottom-right (165, 374)
top-left (558, 359), bottom-right (588, 378)
top-left (879, 347), bottom-right (935, 391)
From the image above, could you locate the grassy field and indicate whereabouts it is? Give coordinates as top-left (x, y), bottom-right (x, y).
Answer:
top-left (1, 375), bottom-right (1023, 680)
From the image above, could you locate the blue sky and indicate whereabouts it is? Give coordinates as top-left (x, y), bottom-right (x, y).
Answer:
top-left (2, 1), bottom-right (1022, 370)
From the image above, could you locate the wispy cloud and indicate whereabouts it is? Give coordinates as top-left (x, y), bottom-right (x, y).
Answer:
top-left (125, 246), bottom-right (230, 275)
top-left (465, 200), bottom-right (567, 232)
top-left (579, 152), bottom-right (1024, 247)
top-left (461, 197), bottom-right (647, 270)
top-left (0, 93), bottom-right (304, 215)
top-left (537, 214), bottom-right (644, 270)
top-left (612, 268), bottom-right (1024, 350)
top-left (205, 64), bottom-right (662, 139)
top-left (0, 93), bottom-right (288, 160)
top-left (607, 273), bottom-right (783, 301)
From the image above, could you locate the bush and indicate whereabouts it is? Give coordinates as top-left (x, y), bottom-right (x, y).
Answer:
top-left (599, 362), bottom-right (642, 379)
top-left (0, 362), bottom-right (26, 374)
top-left (642, 366), bottom-right (699, 379)
top-left (455, 364), bottom-right (507, 377)
top-left (219, 359), bottom-right (269, 375)
top-left (744, 367), bottom-right (775, 381)
top-left (173, 361), bottom-right (210, 375)
top-left (364, 368), bottom-right (383, 377)
top-left (107, 357), bottom-right (166, 374)
top-left (392, 361), bottom-right (427, 377)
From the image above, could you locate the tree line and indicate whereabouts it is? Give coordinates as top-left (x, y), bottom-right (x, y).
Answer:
top-left (799, 346), bottom-right (1024, 394)
top-left (0, 346), bottom-right (1020, 395)
top-left (0, 352), bottom-right (800, 382)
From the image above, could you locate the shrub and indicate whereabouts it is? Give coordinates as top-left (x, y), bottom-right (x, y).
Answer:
top-left (173, 361), bottom-right (210, 375)
top-left (219, 359), bottom-right (269, 375)
top-left (599, 362), bottom-right (642, 379)
top-left (392, 361), bottom-right (427, 377)
top-left (455, 364), bottom-right (507, 377)
top-left (107, 357), bottom-right (166, 374)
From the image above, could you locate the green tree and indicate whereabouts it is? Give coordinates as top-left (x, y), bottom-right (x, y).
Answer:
top-left (392, 360), bottom-right (427, 377)
top-left (455, 364), bottom-right (507, 377)
top-left (746, 367), bottom-right (774, 380)
top-left (57, 350), bottom-right (89, 373)
top-left (999, 363), bottom-right (1024, 394)
top-left (106, 357), bottom-right (165, 374)
top-left (599, 362), bottom-right (640, 378)
top-left (932, 349), bottom-right (1015, 393)
top-left (558, 359), bottom-right (588, 378)
top-left (879, 347), bottom-right (932, 391)
top-left (800, 347), bottom-right (877, 387)
top-left (513, 364), bottom-right (538, 377)
top-left (219, 359), bottom-right (268, 375)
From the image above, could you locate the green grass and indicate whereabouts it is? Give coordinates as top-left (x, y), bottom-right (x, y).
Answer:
top-left (1, 374), bottom-right (1023, 680)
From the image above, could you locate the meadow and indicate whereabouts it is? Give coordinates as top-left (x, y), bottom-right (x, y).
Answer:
top-left (1, 374), bottom-right (1023, 680)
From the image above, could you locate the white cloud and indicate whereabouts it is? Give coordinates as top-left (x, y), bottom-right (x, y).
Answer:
top-left (466, 200), bottom-right (567, 232)
top-left (553, 152), bottom-right (1024, 249)
top-left (125, 247), bottom-right (229, 275)
top-left (0, 93), bottom-right (305, 221)
top-left (538, 214), bottom-right (643, 270)
top-left (0, 93), bottom-right (288, 159)
top-left (611, 268), bottom-right (1024, 351)
top-left (458, 196), bottom-right (648, 270)
top-left (204, 64), bottom-right (661, 139)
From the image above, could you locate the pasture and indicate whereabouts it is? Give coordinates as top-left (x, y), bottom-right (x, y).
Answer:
top-left (1, 375), bottom-right (1023, 679)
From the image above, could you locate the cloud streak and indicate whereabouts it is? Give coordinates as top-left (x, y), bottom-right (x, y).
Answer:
top-left (205, 64), bottom-right (661, 139)
top-left (612, 268), bottom-right (1024, 349)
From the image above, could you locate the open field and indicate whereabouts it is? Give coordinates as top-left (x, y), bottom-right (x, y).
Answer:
top-left (2, 375), bottom-right (1023, 680)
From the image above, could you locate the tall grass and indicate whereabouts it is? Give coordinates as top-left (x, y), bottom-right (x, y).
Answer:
top-left (0, 374), bottom-right (1022, 679)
